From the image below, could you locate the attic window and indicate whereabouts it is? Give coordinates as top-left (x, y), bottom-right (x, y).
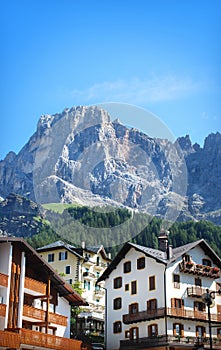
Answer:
top-left (202, 258), bottom-right (211, 267)
top-left (59, 251), bottom-right (67, 261)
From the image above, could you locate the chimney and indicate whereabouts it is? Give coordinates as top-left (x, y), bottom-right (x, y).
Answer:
top-left (158, 229), bottom-right (172, 259)
top-left (108, 252), bottom-right (112, 260)
top-left (158, 229), bottom-right (169, 252)
top-left (81, 241), bottom-right (86, 249)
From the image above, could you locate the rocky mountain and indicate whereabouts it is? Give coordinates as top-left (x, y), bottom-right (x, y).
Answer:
top-left (0, 106), bottom-right (220, 225)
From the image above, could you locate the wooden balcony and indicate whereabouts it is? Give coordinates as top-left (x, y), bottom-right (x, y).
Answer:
top-left (23, 304), bottom-right (67, 326)
top-left (0, 303), bottom-right (6, 317)
top-left (0, 272), bottom-right (8, 287)
top-left (0, 330), bottom-right (20, 348)
top-left (120, 335), bottom-right (221, 349)
top-left (25, 276), bottom-right (47, 294)
top-left (187, 286), bottom-right (213, 298)
top-left (123, 307), bottom-right (221, 324)
top-left (179, 261), bottom-right (220, 278)
top-left (0, 329), bottom-right (82, 350)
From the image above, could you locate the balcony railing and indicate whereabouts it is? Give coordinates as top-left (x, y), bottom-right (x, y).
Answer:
top-left (0, 329), bottom-right (82, 350)
top-left (83, 271), bottom-right (96, 279)
top-left (120, 335), bottom-right (221, 349)
top-left (123, 307), bottom-right (221, 324)
top-left (179, 261), bottom-right (220, 278)
top-left (94, 289), bottom-right (105, 297)
top-left (24, 276), bottom-right (47, 294)
top-left (187, 286), bottom-right (213, 298)
top-left (0, 303), bottom-right (6, 317)
top-left (123, 308), bottom-right (165, 324)
top-left (0, 330), bottom-right (20, 348)
top-left (0, 272), bottom-right (8, 287)
top-left (23, 305), bottom-right (67, 326)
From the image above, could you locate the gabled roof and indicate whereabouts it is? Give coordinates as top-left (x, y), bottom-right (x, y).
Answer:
top-left (0, 237), bottom-right (86, 306)
top-left (86, 245), bottom-right (111, 261)
top-left (97, 239), bottom-right (221, 283)
top-left (37, 240), bottom-right (83, 259)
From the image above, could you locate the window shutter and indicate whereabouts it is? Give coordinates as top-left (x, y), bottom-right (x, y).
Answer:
top-left (181, 324), bottom-right (184, 337)
top-left (148, 325), bottom-right (151, 337)
top-left (182, 299), bottom-right (184, 308)
top-left (217, 305), bottom-right (221, 314)
top-left (171, 298), bottom-right (175, 308)
top-left (196, 326), bottom-right (199, 337)
top-left (173, 323), bottom-right (176, 336)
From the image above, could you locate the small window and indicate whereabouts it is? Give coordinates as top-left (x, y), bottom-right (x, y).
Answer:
top-left (131, 281), bottom-right (137, 295)
top-left (173, 274), bottom-right (180, 289)
top-left (125, 284), bottom-right (129, 291)
top-left (124, 261), bottom-right (131, 273)
top-left (137, 257), bottom-right (145, 270)
top-left (88, 281), bottom-right (90, 291)
top-left (113, 277), bottom-right (122, 289)
top-left (96, 256), bottom-right (100, 266)
top-left (184, 254), bottom-right (191, 262)
top-left (194, 301), bottom-right (206, 312)
top-left (196, 325), bottom-right (206, 337)
top-left (66, 278), bottom-right (72, 284)
top-left (48, 253), bottom-right (54, 263)
top-left (149, 276), bottom-right (155, 291)
top-left (147, 299), bottom-right (157, 311)
top-left (113, 297), bottom-right (122, 310)
top-left (59, 251), bottom-right (68, 261)
top-left (195, 278), bottom-right (202, 287)
top-left (202, 258), bottom-right (211, 266)
top-left (173, 323), bottom-right (184, 336)
top-left (65, 266), bottom-right (71, 274)
top-left (125, 330), bottom-right (130, 338)
top-left (96, 272), bottom-right (100, 278)
top-left (148, 324), bottom-right (158, 337)
top-left (129, 303), bottom-right (139, 314)
top-left (113, 321), bottom-right (122, 334)
top-left (171, 298), bottom-right (184, 308)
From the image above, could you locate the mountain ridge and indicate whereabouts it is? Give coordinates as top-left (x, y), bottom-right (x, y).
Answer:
top-left (0, 106), bottom-right (220, 225)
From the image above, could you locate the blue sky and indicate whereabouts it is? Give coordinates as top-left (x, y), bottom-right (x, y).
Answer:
top-left (1, 0), bottom-right (220, 160)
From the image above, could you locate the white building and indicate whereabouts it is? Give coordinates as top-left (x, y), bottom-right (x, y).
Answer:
top-left (0, 237), bottom-right (86, 350)
top-left (37, 240), bottom-right (111, 337)
top-left (97, 233), bottom-right (221, 350)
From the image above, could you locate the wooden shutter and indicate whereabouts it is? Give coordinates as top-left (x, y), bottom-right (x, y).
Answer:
top-left (181, 324), bottom-right (184, 337)
top-left (171, 298), bottom-right (175, 308)
top-left (173, 323), bottom-right (176, 336)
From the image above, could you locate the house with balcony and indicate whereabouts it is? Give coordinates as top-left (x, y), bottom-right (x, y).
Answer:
top-left (97, 232), bottom-right (221, 350)
top-left (0, 237), bottom-right (87, 350)
top-left (37, 240), bottom-right (111, 338)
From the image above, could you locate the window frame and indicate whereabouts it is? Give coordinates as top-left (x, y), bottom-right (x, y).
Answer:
top-left (48, 253), bottom-right (54, 263)
top-left (113, 321), bottom-right (122, 334)
top-left (59, 251), bottom-right (68, 261)
top-left (131, 280), bottom-right (137, 295)
top-left (113, 276), bottom-right (122, 289)
top-left (113, 297), bottom-right (122, 310)
top-left (137, 257), bottom-right (145, 270)
top-left (124, 261), bottom-right (131, 273)
top-left (149, 275), bottom-right (156, 291)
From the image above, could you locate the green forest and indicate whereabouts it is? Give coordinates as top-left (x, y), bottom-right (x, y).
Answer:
top-left (26, 205), bottom-right (221, 259)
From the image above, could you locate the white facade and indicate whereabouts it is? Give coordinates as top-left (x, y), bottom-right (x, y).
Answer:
top-left (98, 239), bottom-right (221, 350)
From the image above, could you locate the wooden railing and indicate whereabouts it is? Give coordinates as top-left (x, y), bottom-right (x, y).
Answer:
top-left (187, 286), bottom-right (212, 297)
top-left (23, 304), bottom-right (67, 326)
top-left (0, 272), bottom-right (8, 287)
top-left (0, 329), bottom-right (82, 350)
top-left (0, 330), bottom-right (20, 348)
top-left (24, 276), bottom-right (47, 294)
top-left (123, 307), bottom-right (221, 324)
top-left (0, 303), bottom-right (6, 317)
top-left (120, 335), bottom-right (221, 349)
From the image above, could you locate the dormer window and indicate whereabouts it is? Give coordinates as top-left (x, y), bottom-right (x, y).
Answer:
top-left (184, 254), bottom-right (191, 262)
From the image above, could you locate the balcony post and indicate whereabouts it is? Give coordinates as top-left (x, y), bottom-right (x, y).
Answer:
top-left (17, 252), bottom-right (26, 328)
top-left (45, 276), bottom-right (51, 333)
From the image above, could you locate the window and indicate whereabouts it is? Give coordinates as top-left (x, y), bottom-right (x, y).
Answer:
top-left (173, 274), bottom-right (180, 288)
top-left (137, 257), bottom-right (145, 270)
top-left (171, 298), bottom-right (184, 308)
top-left (202, 258), bottom-right (211, 266)
top-left (48, 253), bottom-right (54, 263)
top-left (113, 321), bottom-right (122, 334)
top-left (65, 266), bottom-right (71, 274)
top-left (96, 272), bottom-right (100, 278)
top-left (59, 251), bottom-right (67, 260)
top-left (173, 323), bottom-right (184, 337)
top-left (131, 281), bottom-right (137, 295)
top-left (149, 276), bottom-right (155, 291)
top-left (147, 299), bottom-right (157, 311)
top-left (125, 330), bottom-right (130, 338)
top-left (195, 278), bottom-right (202, 287)
top-left (113, 297), bottom-right (122, 310)
top-left (148, 324), bottom-right (158, 337)
top-left (217, 328), bottom-right (221, 339)
top-left (84, 280), bottom-right (91, 290)
top-left (125, 283), bottom-right (129, 291)
top-left (184, 254), bottom-right (191, 262)
top-left (129, 303), bottom-right (139, 314)
top-left (131, 327), bottom-right (139, 340)
top-left (96, 256), bottom-right (100, 266)
top-left (196, 325), bottom-right (206, 338)
top-left (124, 261), bottom-right (131, 273)
top-left (194, 301), bottom-right (206, 312)
top-left (113, 277), bottom-right (122, 289)
top-left (66, 278), bottom-right (72, 284)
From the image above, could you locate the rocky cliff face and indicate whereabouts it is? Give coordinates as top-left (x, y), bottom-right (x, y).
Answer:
top-left (0, 106), bottom-right (220, 224)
